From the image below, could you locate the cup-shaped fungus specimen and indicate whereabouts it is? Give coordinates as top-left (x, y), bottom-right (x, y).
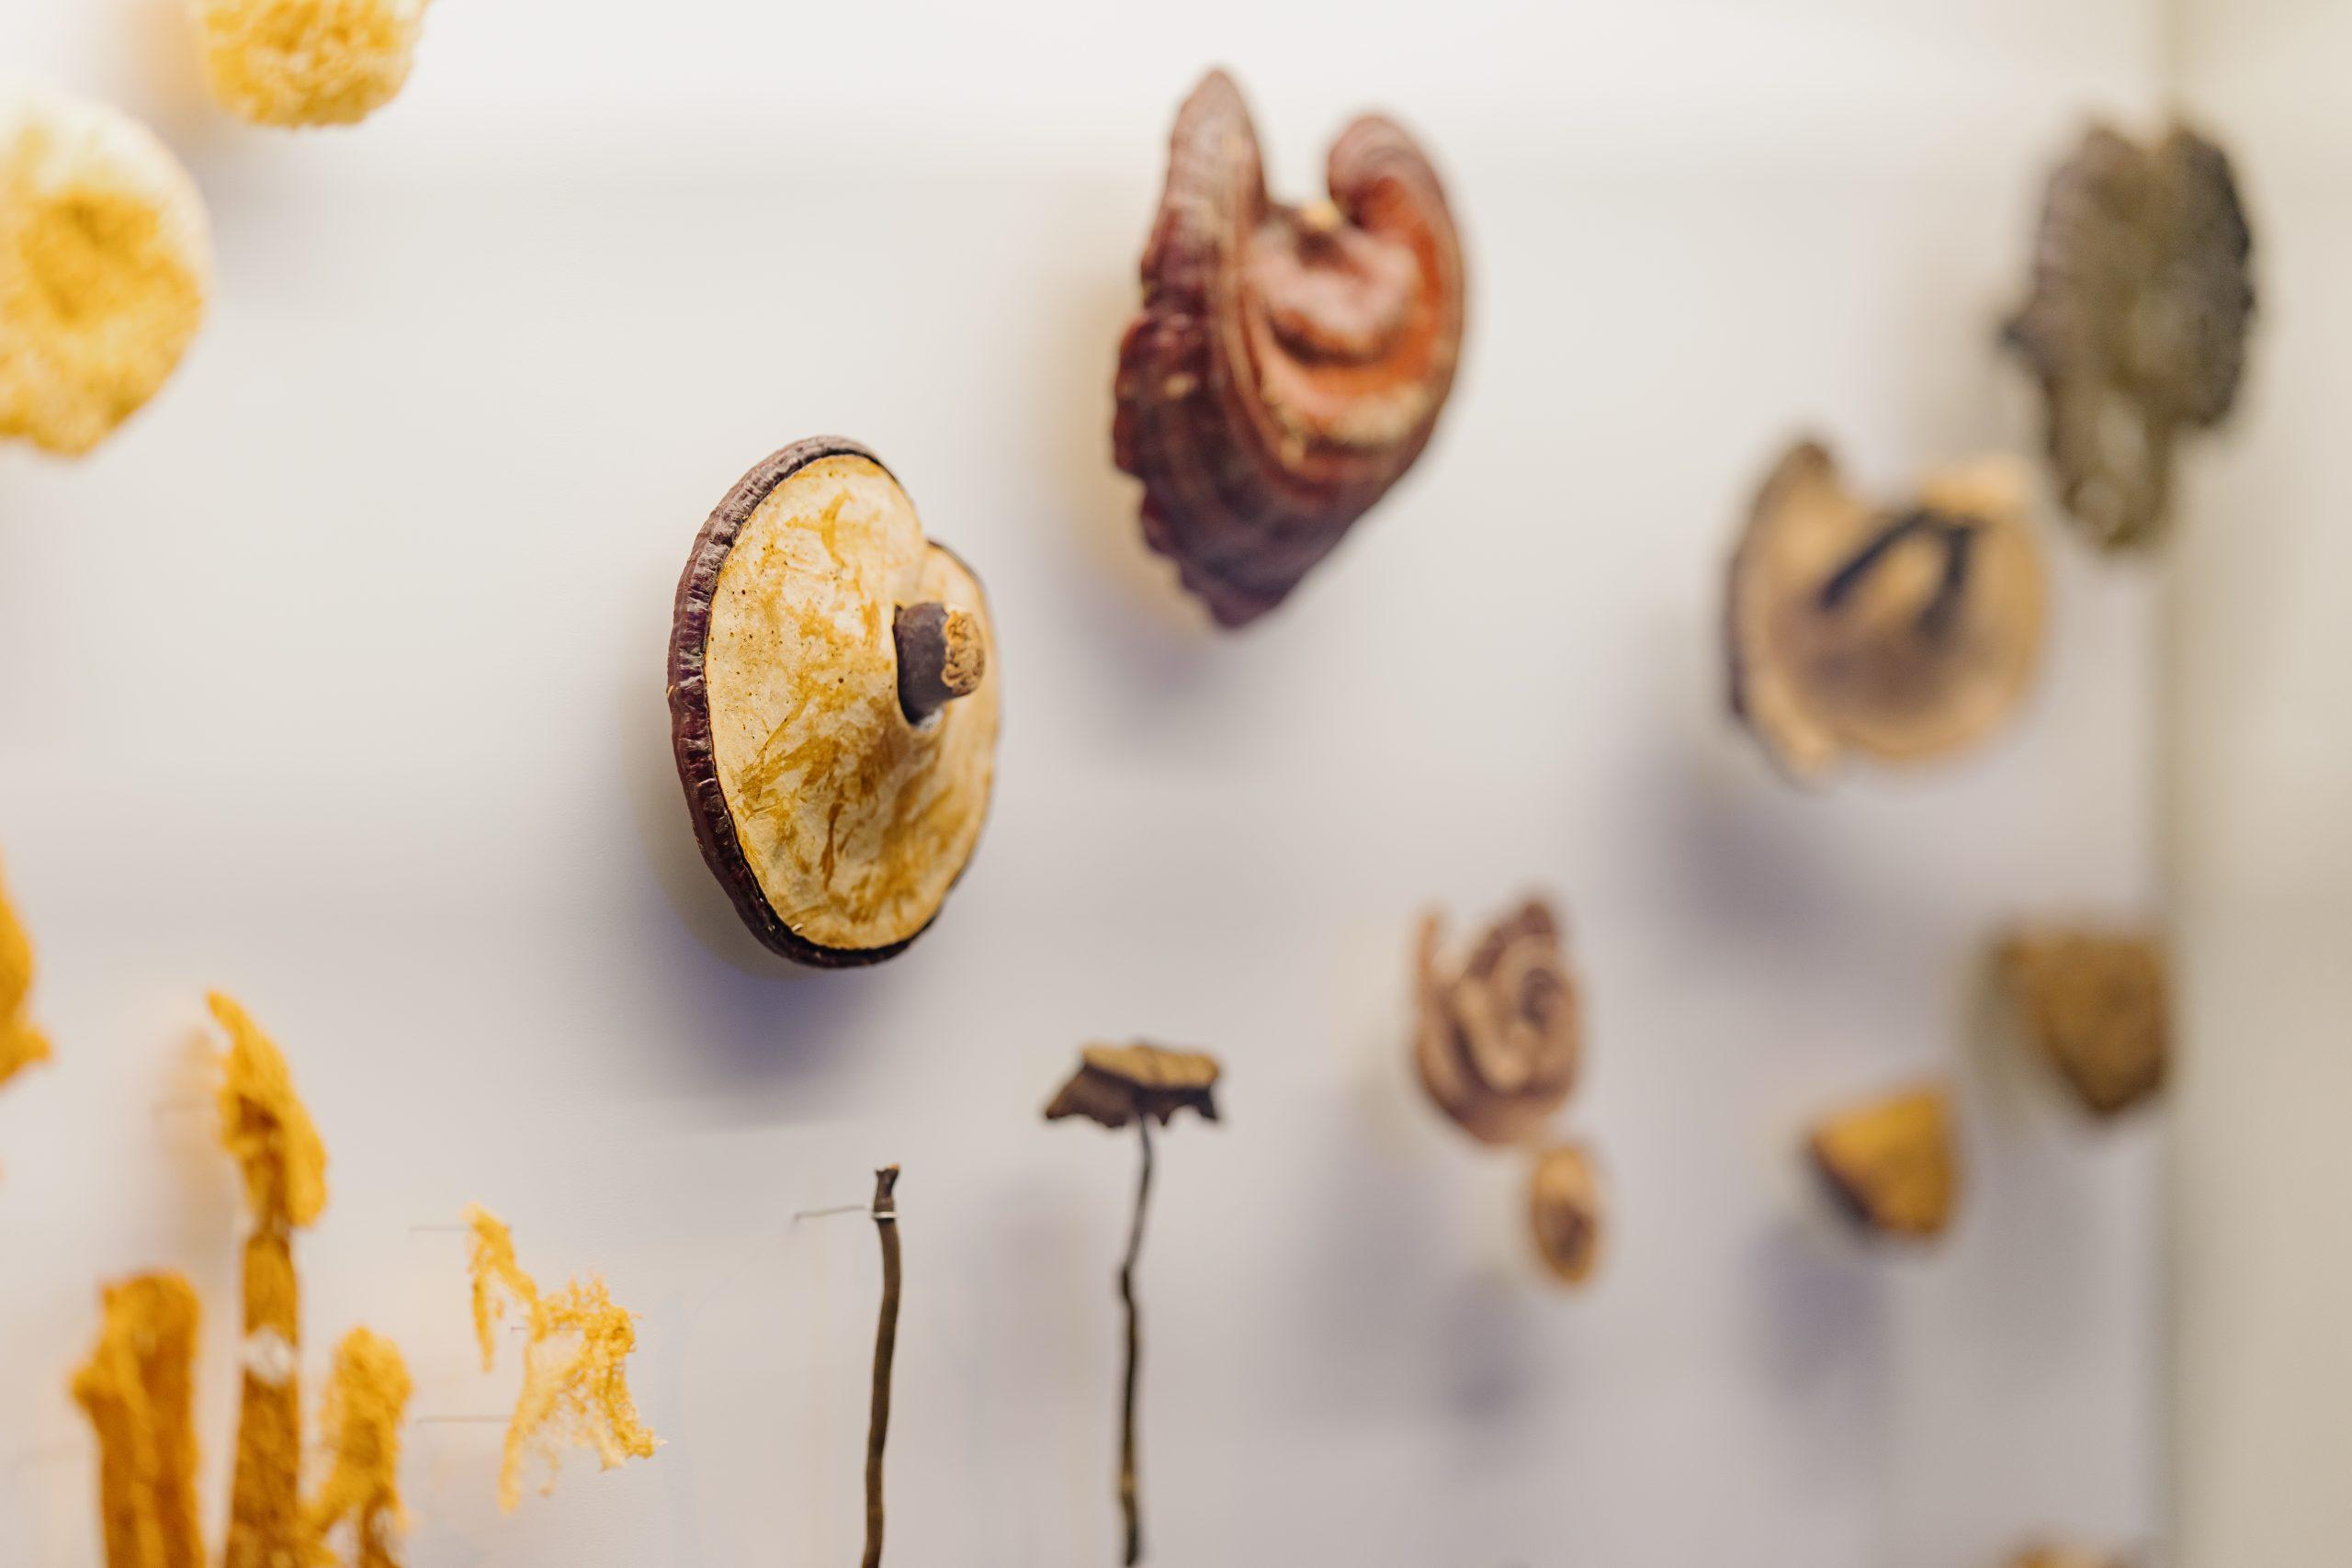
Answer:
top-left (668, 437), bottom-right (1000, 966)
top-left (1727, 439), bottom-right (2046, 783)
top-left (1046, 1043), bottom-right (1223, 1566)
top-left (73, 1273), bottom-right (206, 1568)
top-left (189, 0), bottom-right (436, 128)
top-left (1807, 1084), bottom-right (1959, 1241)
top-left (0, 92), bottom-right (211, 456)
top-left (0, 856), bottom-right (52, 1098)
top-left (465, 1204), bottom-right (658, 1511)
top-left (1414, 898), bottom-right (1580, 1147)
top-left (1113, 69), bottom-right (1466, 627)
top-left (305, 1328), bottom-right (414, 1568)
top-left (1998, 928), bottom-right (2168, 1118)
top-left (2005, 124), bottom-right (2254, 549)
top-left (1526, 1143), bottom-right (1606, 1286)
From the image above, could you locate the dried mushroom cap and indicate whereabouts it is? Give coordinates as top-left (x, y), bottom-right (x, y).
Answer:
top-left (190, 0), bottom-right (435, 128)
top-left (73, 1272), bottom-right (205, 1568)
top-left (1113, 68), bottom-right (1466, 627)
top-left (1807, 1084), bottom-right (1959, 1241)
top-left (668, 438), bottom-right (1000, 966)
top-left (2006, 123), bottom-right (2254, 548)
top-left (1414, 898), bottom-right (1579, 1146)
top-left (0, 92), bottom-right (210, 457)
top-left (1728, 440), bottom-right (2046, 782)
top-left (1045, 1043), bottom-right (1222, 1130)
top-left (1526, 1143), bottom-right (1605, 1287)
top-left (1998, 928), bottom-right (2168, 1117)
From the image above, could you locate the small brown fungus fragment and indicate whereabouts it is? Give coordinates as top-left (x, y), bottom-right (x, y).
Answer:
top-left (1998, 928), bottom-right (2168, 1118)
top-left (1526, 1143), bottom-right (1606, 1287)
top-left (1046, 1043), bottom-right (1224, 1566)
top-left (73, 1272), bottom-right (206, 1568)
top-left (1727, 439), bottom-right (2047, 783)
top-left (667, 437), bottom-right (1001, 966)
top-left (1113, 68), bottom-right (1466, 627)
top-left (305, 1328), bottom-right (413, 1568)
top-left (0, 855), bottom-right (53, 1097)
top-left (1413, 898), bottom-right (1580, 1147)
top-left (1807, 1084), bottom-right (1960, 1241)
top-left (2005, 122), bottom-right (2255, 548)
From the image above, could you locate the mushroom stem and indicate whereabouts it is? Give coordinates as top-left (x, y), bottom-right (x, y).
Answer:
top-left (893, 603), bottom-right (986, 726)
top-left (1116, 1120), bottom-right (1155, 1566)
top-left (864, 1167), bottom-right (901, 1568)
top-left (1816, 508), bottom-right (1978, 635)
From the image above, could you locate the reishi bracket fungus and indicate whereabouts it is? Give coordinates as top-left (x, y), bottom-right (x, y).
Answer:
top-left (1046, 1043), bottom-right (1223, 1567)
top-left (668, 437), bottom-right (1001, 967)
top-left (2005, 122), bottom-right (2255, 549)
top-left (1806, 1083), bottom-right (1960, 1242)
top-left (1727, 439), bottom-right (2047, 783)
top-left (1114, 69), bottom-right (1466, 627)
top-left (0, 91), bottom-right (211, 457)
top-left (1997, 927), bottom-right (2169, 1118)
top-left (189, 0), bottom-right (438, 129)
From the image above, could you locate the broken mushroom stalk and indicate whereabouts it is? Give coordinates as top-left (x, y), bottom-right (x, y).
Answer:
top-left (864, 1168), bottom-right (902, 1568)
top-left (1114, 68), bottom-right (1466, 627)
top-left (1997, 928), bottom-right (2169, 1118)
top-left (667, 437), bottom-right (1001, 966)
top-left (1046, 1044), bottom-right (1223, 1566)
top-left (1414, 897), bottom-right (1581, 1147)
top-left (1727, 439), bottom-right (2047, 783)
top-left (1806, 1083), bottom-right (1960, 1242)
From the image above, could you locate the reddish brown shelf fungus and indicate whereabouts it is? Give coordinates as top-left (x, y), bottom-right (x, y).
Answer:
top-left (1806, 1084), bottom-right (1959, 1242)
top-left (1526, 1143), bottom-right (1606, 1287)
top-left (1114, 69), bottom-right (1466, 627)
top-left (1727, 439), bottom-right (2047, 783)
top-left (667, 438), bottom-right (1001, 967)
top-left (1414, 898), bottom-right (1580, 1147)
top-left (2005, 122), bottom-right (2255, 549)
top-left (1997, 928), bottom-right (2169, 1118)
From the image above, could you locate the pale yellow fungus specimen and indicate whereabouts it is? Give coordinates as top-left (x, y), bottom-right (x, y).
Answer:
top-left (72, 1273), bottom-right (207, 1568)
top-left (464, 1204), bottom-right (658, 1512)
top-left (0, 856), bottom-right (52, 1092)
top-left (212, 992), bottom-right (328, 1568)
top-left (305, 1328), bottom-right (413, 1568)
top-left (190, 0), bottom-right (435, 129)
top-left (0, 93), bottom-right (210, 456)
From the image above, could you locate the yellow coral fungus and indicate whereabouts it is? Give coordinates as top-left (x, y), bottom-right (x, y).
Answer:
top-left (0, 856), bottom-right (52, 1092)
top-left (305, 1328), bottom-right (413, 1568)
top-left (190, 0), bottom-right (435, 129)
top-left (72, 1273), bottom-right (206, 1568)
top-left (0, 93), bottom-right (210, 456)
top-left (464, 1203), bottom-right (658, 1512)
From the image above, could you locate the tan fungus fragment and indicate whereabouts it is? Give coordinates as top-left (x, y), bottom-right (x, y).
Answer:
top-left (1998, 928), bottom-right (2168, 1117)
top-left (1526, 1143), bottom-right (1605, 1286)
top-left (190, 0), bottom-right (435, 129)
top-left (305, 1328), bottom-right (413, 1568)
top-left (1807, 1084), bottom-right (1959, 1241)
top-left (73, 1273), bottom-right (206, 1568)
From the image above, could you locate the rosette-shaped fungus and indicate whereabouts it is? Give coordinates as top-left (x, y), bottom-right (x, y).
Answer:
top-left (73, 1273), bottom-right (206, 1568)
top-left (1997, 928), bottom-right (2168, 1117)
top-left (190, 0), bottom-right (436, 129)
top-left (2005, 123), bottom-right (2254, 548)
top-left (1727, 440), bottom-right (2046, 782)
top-left (1806, 1084), bottom-right (1958, 1241)
top-left (669, 438), bottom-right (1000, 966)
top-left (1113, 69), bottom-right (1465, 627)
top-left (1414, 898), bottom-right (1580, 1147)
top-left (0, 92), bottom-right (210, 456)
top-left (0, 856), bottom-right (51, 1098)
top-left (1526, 1143), bottom-right (1605, 1286)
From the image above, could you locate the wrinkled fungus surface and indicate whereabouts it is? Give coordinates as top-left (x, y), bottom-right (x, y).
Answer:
top-left (1414, 898), bottom-right (1580, 1146)
top-left (191, 0), bottom-right (435, 128)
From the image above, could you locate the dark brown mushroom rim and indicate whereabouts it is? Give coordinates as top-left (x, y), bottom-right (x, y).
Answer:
top-left (1114, 67), bottom-right (1467, 627)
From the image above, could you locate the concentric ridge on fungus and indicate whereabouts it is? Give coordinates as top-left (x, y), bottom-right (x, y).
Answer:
top-left (1413, 898), bottom-right (1580, 1146)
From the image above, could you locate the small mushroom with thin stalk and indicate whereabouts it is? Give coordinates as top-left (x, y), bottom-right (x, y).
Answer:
top-left (1727, 439), bottom-right (2047, 783)
top-left (1997, 928), bottom-right (2168, 1117)
top-left (1413, 898), bottom-right (1580, 1147)
top-left (1526, 1144), bottom-right (1606, 1286)
top-left (1046, 1044), bottom-right (1222, 1566)
top-left (1806, 1083), bottom-right (1960, 1242)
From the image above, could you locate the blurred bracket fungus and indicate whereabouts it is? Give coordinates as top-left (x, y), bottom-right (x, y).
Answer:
top-left (1, 855), bottom-right (53, 1102)
top-left (2005, 122), bottom-right (2255, 549)
top-left (667, 437), bottom-right (1001, 967)
top-left (210, 992), bottom-right (328, 1568)
top-left (0, 91), bottom-right (211, 457)
top-left (305, 1328), bottom-right (414, 1568)
top-left (1997, 928), bottom-right (2169, 1118)
top-left (73, 1273), bottom-right (206, 1568)
top-left (464, 1204), bottom-right (658, 1512)
top-left (863, 1168), bottom-right (902, 1568)
top-left (1727, 439), bottom-right (2047, 783)
top-left (1526, 1144), bottom-right (1606, 1286)
top-left (1113, 68), bottom-right (1466, 627)
top-left (1806, 1083), bottom-right (1960, 1242)
top-left (1414, 898), bottom-right (1579, 1147)
top-left (1046, 1043), bottom-right (1223, 1565)
top-left (189, 0), bottom-right (437, 129)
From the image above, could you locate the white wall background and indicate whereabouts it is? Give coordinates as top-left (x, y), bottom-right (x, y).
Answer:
top-left (0, 5), bottom-right (2173, 1567)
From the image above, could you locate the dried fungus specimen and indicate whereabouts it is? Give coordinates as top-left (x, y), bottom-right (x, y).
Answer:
top-left (1998, 928), bottom-right (2168, 1117)
top-left (1114, 69), bottom-right (1466, 626)
top-left (306, 1328), bottom-right (413, 1568)
top-left (1807, 1084), bottom-right (1959, 1241)
top-left (1526, 1143), bottom-right (1605, 1286)
top-left (668, 437), bottom-right (1000, 966)
top-left (1, 856), bottom-right (52, 1094)
top-left (2006, 123), bottom-right (2254, 548)
top-left (73, 1273), bottom-right (206, 1568)
top-left (1046, 1043), bottom-right (1223, 1566)
top-left (0, 93), bottom-right (210, 456)
top-left (190, 0), bottom-right (435, 128)
top-left (1728, 440), bottom-right (2046, 782)
top-left (863, 1168), bottom-right (901, 1568)
top-left (465, 1204), bottom-right (658, 1512)
top-left (1414, 898), bottom-right (1580, 1146)
top-left (2009, 1549), bottom-right (2128, 1568)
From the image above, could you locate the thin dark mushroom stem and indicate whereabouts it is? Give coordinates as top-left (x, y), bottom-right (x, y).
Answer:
top-left (864, 1167), bottom-right (901, 1568)
top-left (1116, 1120), bottom-right (1155, 1566)
top-left (1816, 507), bottom-right (1979, 635)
